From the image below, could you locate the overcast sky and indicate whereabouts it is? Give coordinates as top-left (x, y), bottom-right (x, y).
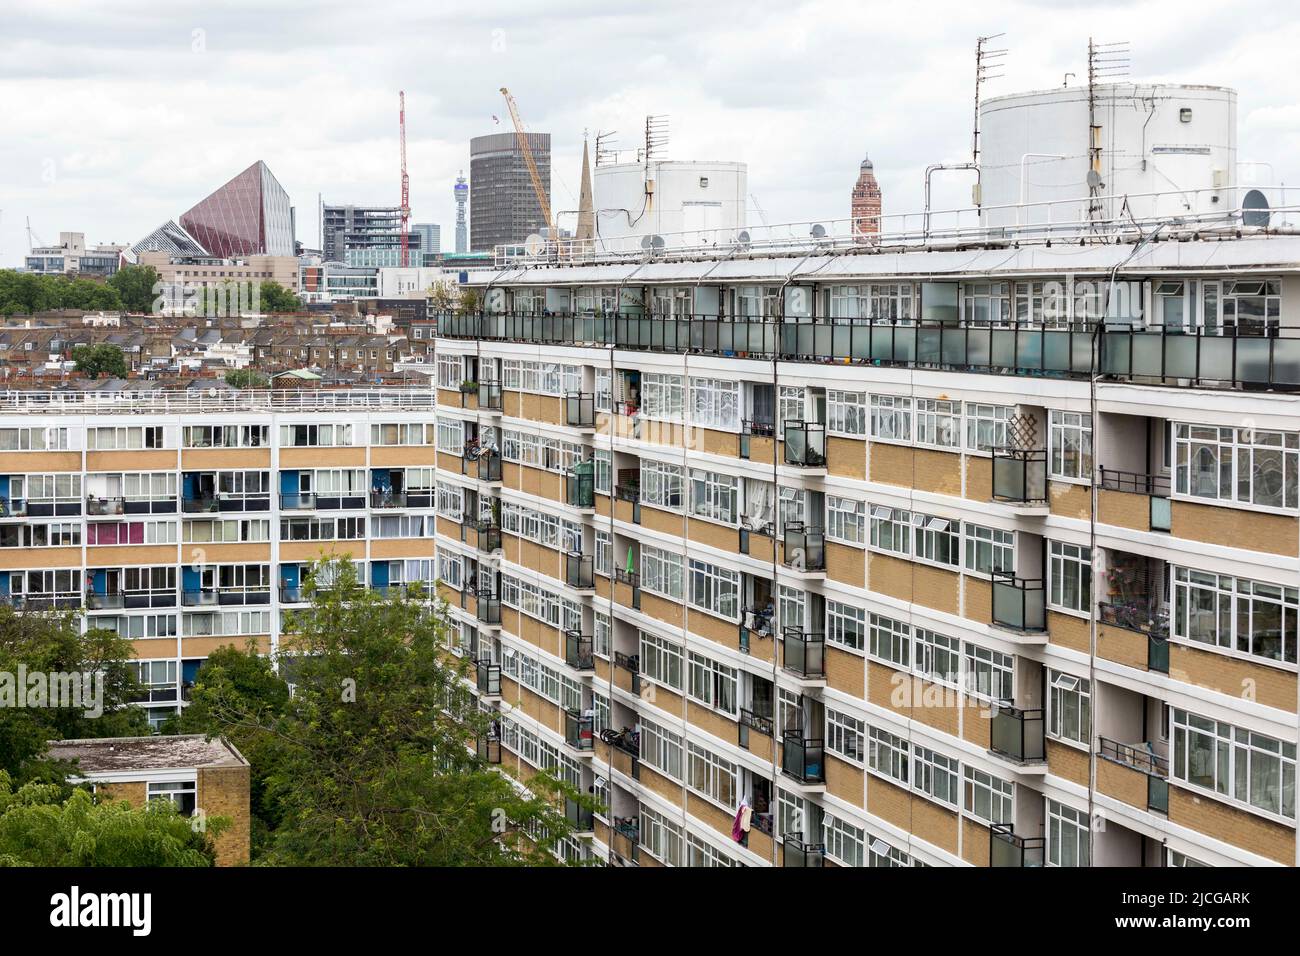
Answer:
top-left (2, 0), bottom-right (1299, 265)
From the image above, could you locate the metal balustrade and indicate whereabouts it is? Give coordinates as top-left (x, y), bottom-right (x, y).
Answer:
top-left (990, 824), bottom-right (1045, 867)
top-left (990, 705), bottom-right (1046, 762)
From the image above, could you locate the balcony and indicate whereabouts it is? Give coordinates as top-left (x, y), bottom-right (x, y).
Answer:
top-left (613, 483), bottom-right (641, 523)
top-left (369, 490), bottom-right (407, 509)
top-left (783, 420), bottom-right (826, 468)
top-left (123, 588), bottom-right (176, 609)
top-left (613, 651), bottom-right (641, 695)
top-left (782, 522), bottom-right (826, 572)
top-left (613, 567), bottom-right (641, 610)
top-left (279, 492), bottom-right (316, 511)
top-left (563, 708), bottom-right (594, 751)
top-left (990, 704), bottom-right (1046, 764)
top-left (86, 496), bottom-right (126, 517)
top-left (610, 816), bottom-right (639, 866)
top-left (781, 627), bottom-right (826, 679)
top-left (0, 497), bottom-right (26, 518)
top-left (475, 659), bottom-right (501, 697)
top-left (1098, 467), bottom-right (1172, 532)
top-left (476, 448), bottom-right (502, 483)
top-left (477, 380), bottom-right (504, 411)
top-left (780, 735), bottom-right (825, 785)
top-left (782, 833), bottom-right (826, 867)
top-left (564, 796), bottom-right (595, 833)
top-left (279, 585), bottom-right (306, 604)
top-left (738, 708), bottom-right (774, 750)
top-left (991, 572), bottom-right (1046, 632)
top-left (564, 391), bottom-right (596, 428)
top-left (85, 590), bottom-right (125, 611)
top-left (565, 468), bottom-right (595, 509)
top-left (476, 734), bottom-right (501, 764)
top-left (474, 521), bottom-right (502, 554)
top-left (1098, 601), bottom-right (1170, 673)
top-left (1098, 737), bottom-right (1170, 814)
top-left (182, 496), bottom-right (220, 514)
top-left (739, 419), bottom-right (775, 460)
top-left (564, 629), bottom-right (595, 670)
top-left (989, 824), bottom-right (1045, 867)
top-left (991, 447), bottom-right (1048, 507)
top-left (20, 592), bottom-right (82, 610)
top-left (475, 591), bottom-right (501, 625)
top-left (565, 552), bottom-right (594, 590)
top-left (740, 604), bottom-right (774, 654)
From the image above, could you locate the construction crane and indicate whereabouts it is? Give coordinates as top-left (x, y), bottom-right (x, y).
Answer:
top-left (398, 91), bottom-right (411, 268)
top-left (499, 87), bottom-right (555, 238)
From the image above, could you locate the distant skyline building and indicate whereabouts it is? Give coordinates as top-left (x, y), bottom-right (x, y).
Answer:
top-left (575, 138), bottom-right (595, 244)
top-left (321, 204), bottom-right (404, 264)
top-left (454, 172), bottom-right (468, 254)
top-left (469, 131), bottom-right (551, 252)
top-left (25, 232), bottom-right (124, 277)
top-left (411, 222), bottom-right (440, 262)
top-left (179, 160), bottom-right (295, 259)
top-left (851, 153), bottom-right (882, 242)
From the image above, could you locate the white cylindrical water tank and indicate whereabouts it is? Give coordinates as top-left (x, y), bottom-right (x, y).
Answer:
top-left (978, 83), bottom-right (1237, 228)
top-left (593, 160), bottom-right (747, 250)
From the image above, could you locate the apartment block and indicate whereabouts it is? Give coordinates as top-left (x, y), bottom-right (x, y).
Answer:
top-left (428, 232), bottom-right (1300, 868)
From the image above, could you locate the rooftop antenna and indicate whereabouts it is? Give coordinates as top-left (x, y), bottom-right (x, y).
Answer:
top-left (643, 114), bottom-right (669, 163)
top-left (595, 130), bottom-right (618, 167)
top-left (973, 34), bottom-right (1007, 168)
top-left (1087, 38), bottom-right (1130, 228)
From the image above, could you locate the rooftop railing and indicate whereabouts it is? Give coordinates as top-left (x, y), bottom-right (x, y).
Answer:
top-left (0, 387), bottom-right (437, 415)
top-left (434, 314), bottom-right (1300, 392)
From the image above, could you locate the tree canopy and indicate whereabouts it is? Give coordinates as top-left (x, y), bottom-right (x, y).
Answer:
top-left (0, 774), bottom-right (223, 867)
top-left (258, 281), bottom-right (301, 313)
top-left (175, 560), bottom-right (596, 865)
top-left (71, 343), bottom-right (129, 379)
top-left (106, 264), bottom-right (161, 313)
top-left (0, 270), bottom-right (123, 315)
top-left (224, 368), bottom-right (270, 389)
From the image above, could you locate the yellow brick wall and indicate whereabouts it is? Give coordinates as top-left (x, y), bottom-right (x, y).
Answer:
top-left (1172, 500), bottom-right (1298, 558)
top-left (1169, 785), bottom-right (1295, 865)
top-left (197, 765), bottom-right (251, 867)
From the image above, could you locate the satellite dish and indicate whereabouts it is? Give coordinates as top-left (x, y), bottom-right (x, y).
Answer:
top-left (642, 235), bottom-right (665, 254)
top-left (640, 235), bottom-right (654, 251)
top-left (524, 234), bottom-right (544, 256)
top-left (810, 223), bottom-right (827, 239)
top-left (652, 235), bottom-right (665, 251)
top-left (736, 230), bottom-right (752, 251)
top-left (1242, 189), bottom-right (1271, 227)
top-left (208, 387), bottom-right (218, 398)
top-left (1086, 170), bottom-right (1103, 189)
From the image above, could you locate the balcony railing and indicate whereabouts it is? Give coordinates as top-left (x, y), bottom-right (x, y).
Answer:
top-left (123, 589), bottom-right (176, 609)
top-left (564, 391), bottom-right (596, 428)
top-left (991, 572), bottom-right (1046, 631)
top-left (613, 483), bottom-right (640, 523)
top-left (739, 419), bottom-right (775, 460)
top-left (564, 629), bottom-right (594, 670)
top-left (477, 380), bottom-right (504, 411)
top-left (613, 651), bottom-right (641, 695)
top-left (782, 522), bottom-right (826, 571)
top-left (18, 592), bottom-right (82, 610)
top-left (474, 521), bottom-right (502, 554)
top-left (477, 734), bottom-right (501, 764)
top-left (780, 735), bottom-right (825, 784)
top-left (990, 824), bottom-right (1045, 867)
top-left (1098, 601), bottom-right (1170, 672)
top-left (739, 708), bottom-right (774, 750)
top-left (435, 313), bottom-right (1300, 392)
top-left (279, 585), bottom-right (306, 604)
top-left (565, 552), bottom-right (594, 590)
top-left (783, 420), bottom-right (826, 467)
top-left (86, 496), bottom-right (126, 517)
top-left (369, 490), bottom-right (407, 509)
top-left (1099, 467), bottom-right (1172, 531)
top-left (782, 832), bottom-right (826, 867)
top-left (613, 567), bottom-right (641, 610)
top-left (990, 704), bottom-right (1046, 763)
top-left (475, 659), bottom-right (501, 697)
top-left (781, 627), bottom-right (826, 679)
top-left (84, 590), bottom-right (125, 610)
top-left (1098, 737), bottom-right (1170, 814)
top-left (0, 497), bottom-right (26, 518)
top-left (475, 591), bottom-right (501, 625)
top-left (565, 796), bottom-right (595, 832)
top-left (991, 447), bottom-right (1047, 504)
top-left (477, 448), bottom-right (502, 482)
top-left (565, 469), bottom-right (595, 508)
top-left (279, 492), bottom-right (316, 510)
top-left (563, 708), bottom-right (594, 751)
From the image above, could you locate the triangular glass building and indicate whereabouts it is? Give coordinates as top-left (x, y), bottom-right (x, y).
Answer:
top-left (179, 161), bottom-right (294, 259)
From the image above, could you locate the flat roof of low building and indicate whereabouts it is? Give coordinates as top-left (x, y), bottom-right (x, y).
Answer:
top-left (47, 735), bottom-right (248, 774)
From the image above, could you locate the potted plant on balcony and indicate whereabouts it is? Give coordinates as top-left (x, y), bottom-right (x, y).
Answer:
top-left (458, 379), bottom-right (479, 394)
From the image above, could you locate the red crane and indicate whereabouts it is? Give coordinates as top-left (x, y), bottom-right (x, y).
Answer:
top-left (399, 90), bottom-right (411, 268)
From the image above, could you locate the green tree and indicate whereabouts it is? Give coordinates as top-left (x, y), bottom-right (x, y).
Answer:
top-left (258, 281), bottom-right (301, 313)
top-left (0, 609), bottom-right (147, 782)
top-left (106, 264), bottom-right (161, 313)
top-left (162, 642), bottom-right (288, 856)
top-left (0, 773), bottom-right (224, 866)
top-left (224, 369), bottom-right (269, 389)
top-left (190, 560), bottom-right (594, 865)
top-left (72, 343), bottom-right (129, 379)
